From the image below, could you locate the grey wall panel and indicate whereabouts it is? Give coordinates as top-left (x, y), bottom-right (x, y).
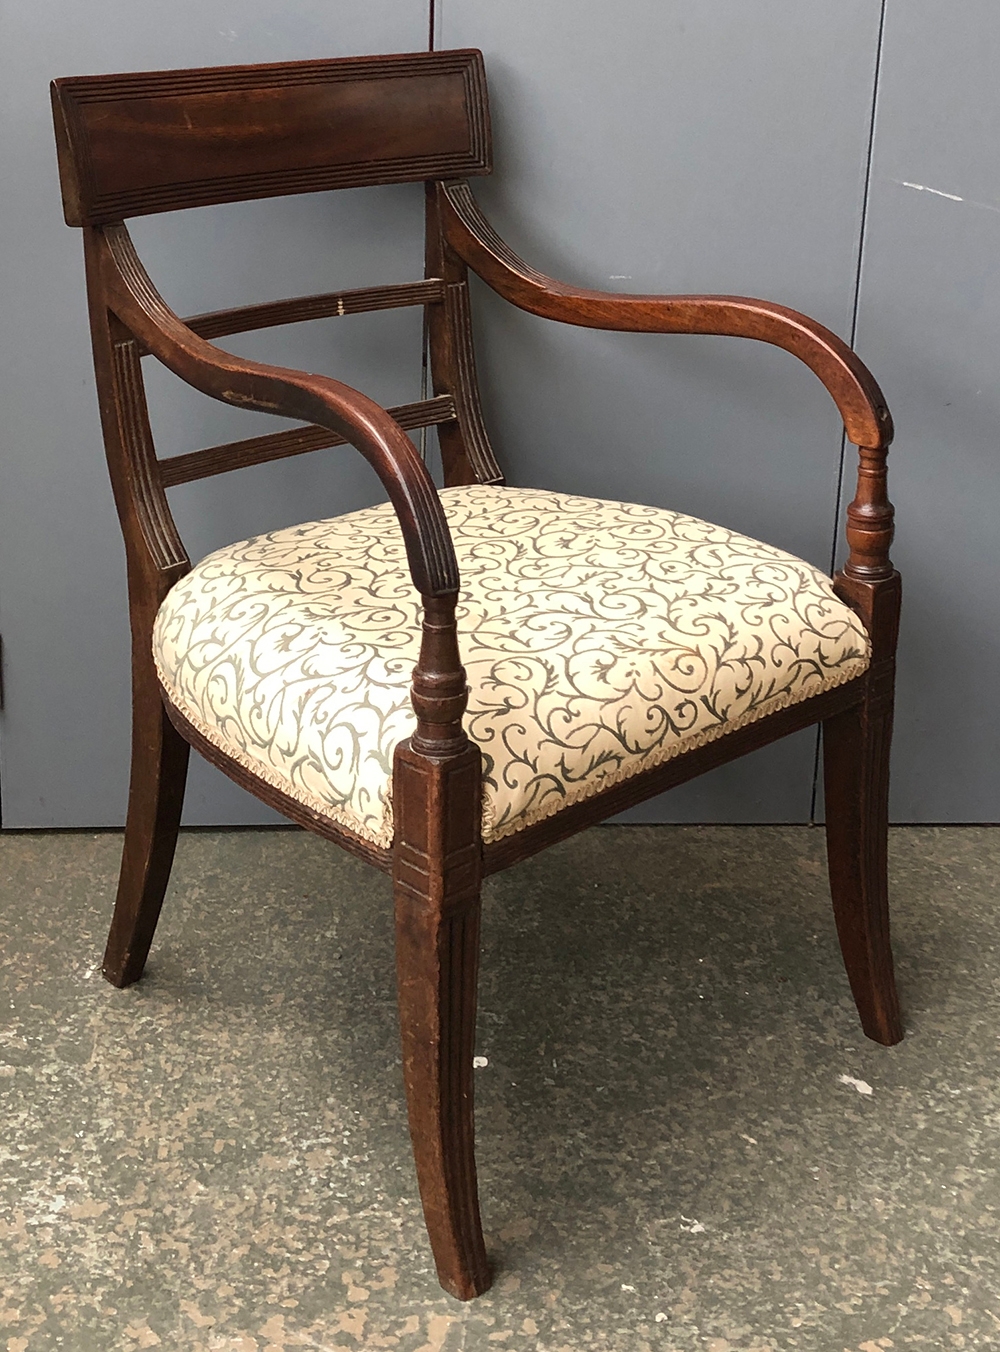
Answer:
top-left (854, 5), bottom-right (1000, 820)
top-left (0, 2), bottom-right (428, 826)
top-left (7, 3), bottom-right (985, 828)
top-left (439, 1), bottom-right (883, 820)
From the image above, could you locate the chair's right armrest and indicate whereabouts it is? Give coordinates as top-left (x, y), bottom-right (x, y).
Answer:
top-left (94, 223), bottom-right (459, 601)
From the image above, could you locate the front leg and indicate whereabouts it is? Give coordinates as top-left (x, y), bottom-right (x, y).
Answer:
top-left (392, 594), bottom-right (490, 1300)
top-left (823, 628), bottom-right (903, 1046)
top-left (825, 443), bottom-right (903, 1045)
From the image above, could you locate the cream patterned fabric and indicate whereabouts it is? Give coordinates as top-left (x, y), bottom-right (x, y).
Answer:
top-left (153, 485), bottom-right (870, 847)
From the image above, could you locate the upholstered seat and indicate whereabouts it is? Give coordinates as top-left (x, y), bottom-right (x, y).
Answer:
top-left (154, 484), bottom-right (870, 846)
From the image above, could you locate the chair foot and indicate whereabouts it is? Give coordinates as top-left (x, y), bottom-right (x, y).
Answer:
top-left (393, 740), bottom-right (491, 1300)
top-left (396, 898), bottom-right (491, 1299)
top-left (103, 695), bottom-right (189, 988)
top-left (822, 682), bottom-right (902, 1047)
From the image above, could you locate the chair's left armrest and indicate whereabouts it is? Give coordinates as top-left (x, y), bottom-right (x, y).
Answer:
top-left (439, 181), bottom-right (891, 452)
top-left (438, 180), bottom-right (896, 587)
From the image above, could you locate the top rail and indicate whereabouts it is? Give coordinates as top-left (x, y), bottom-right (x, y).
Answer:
top-left (52, 49), bottom-right (491, 224)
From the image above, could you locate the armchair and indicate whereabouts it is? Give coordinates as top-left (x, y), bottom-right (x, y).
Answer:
top-left (52, 49), bottom-right (901, 1300)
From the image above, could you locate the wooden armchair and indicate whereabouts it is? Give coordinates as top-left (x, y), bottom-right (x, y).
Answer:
top-left (51, 49), bottom-right (902, 1301)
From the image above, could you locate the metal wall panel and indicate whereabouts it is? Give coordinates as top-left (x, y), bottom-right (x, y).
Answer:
top-left (852, 4), bottom-right (1000, 821)
top-left (438, 1), bottom-right (884, 820)
top-left (7, 3), bottom-right (988, 827)
top-left (0, 1), bottom-right (428, 825)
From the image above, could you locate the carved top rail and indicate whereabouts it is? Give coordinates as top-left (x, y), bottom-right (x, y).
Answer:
top-left (51, 51), bottom-right (491, 224)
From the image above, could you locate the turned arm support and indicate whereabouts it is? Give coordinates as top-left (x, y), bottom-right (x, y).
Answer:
top-left (438, 180), bottom-right (896, 581)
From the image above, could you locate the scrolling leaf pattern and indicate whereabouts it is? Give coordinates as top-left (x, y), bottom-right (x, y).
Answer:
top-left (154, 485), bottom-right (870, 846)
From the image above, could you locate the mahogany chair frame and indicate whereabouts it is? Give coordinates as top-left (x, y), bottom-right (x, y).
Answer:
top-left (51, 49), bottom-right (902, 1301)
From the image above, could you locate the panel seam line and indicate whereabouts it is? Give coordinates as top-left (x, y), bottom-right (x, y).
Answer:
top-left (810, 0), bottom-right (888, 824)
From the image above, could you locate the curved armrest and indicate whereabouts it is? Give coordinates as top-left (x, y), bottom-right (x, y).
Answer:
top-left (96, 224), bottom-right (458, 598)
top-left (439, 181), bottom-right (893, 452)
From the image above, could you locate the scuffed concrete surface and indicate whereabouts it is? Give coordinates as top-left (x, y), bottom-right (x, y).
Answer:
top-left (1, 825), bottom-right (999, 1350)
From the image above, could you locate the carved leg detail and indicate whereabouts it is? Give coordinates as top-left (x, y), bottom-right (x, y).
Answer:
top-left (822, 667), bottom-right (902, 1047)
top-left (103, 679), bottom-right (189, 989)
top-left (393, 740), bottom-right (490, 1301)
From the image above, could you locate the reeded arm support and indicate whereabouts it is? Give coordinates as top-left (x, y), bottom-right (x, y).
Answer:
top-left (94, 223), bottom-right (460, 599)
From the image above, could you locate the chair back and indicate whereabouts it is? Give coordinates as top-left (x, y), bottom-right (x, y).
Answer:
top-left (49, 48), bottom-right (503, 594)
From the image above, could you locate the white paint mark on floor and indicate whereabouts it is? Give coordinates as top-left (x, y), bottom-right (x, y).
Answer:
top-left (472, 1056), bottom-right (488, 1068)
top-left (839, 1074), bottom-right (874, 1096)
top-left (680, 1215), bottom-right (706, 1233)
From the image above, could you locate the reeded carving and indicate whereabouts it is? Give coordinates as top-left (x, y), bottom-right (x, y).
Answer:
top-left (52, 51), bottom-right (491, 226)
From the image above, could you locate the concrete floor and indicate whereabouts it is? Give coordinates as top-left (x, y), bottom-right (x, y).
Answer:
top-left (1, 825), bottom-right (998, 1351)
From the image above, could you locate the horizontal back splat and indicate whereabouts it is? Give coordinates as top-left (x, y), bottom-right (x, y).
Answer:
top-left (159, 395), bottom-right (457, 487)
